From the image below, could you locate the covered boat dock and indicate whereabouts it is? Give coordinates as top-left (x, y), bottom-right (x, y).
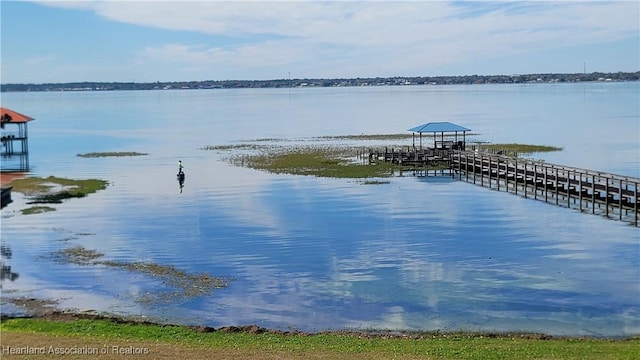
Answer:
top-left (369, 121), bottom-right (471, 167)
top-left (1, 107), bottom-right (35, 172)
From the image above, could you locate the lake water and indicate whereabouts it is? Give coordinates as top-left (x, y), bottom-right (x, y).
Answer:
top-left (1, 82), bottom-right (639, 337)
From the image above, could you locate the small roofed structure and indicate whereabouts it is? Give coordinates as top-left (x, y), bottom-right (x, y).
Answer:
top-left (1, 107), bottom-right (35, 172)
top-left (407, 121), bottom-right (470, 150)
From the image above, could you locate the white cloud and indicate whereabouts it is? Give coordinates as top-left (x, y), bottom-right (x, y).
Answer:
top-left (41, 1), bottom-right (637, 43)
top-left (24, 1), bottom-right (640, 80)
top-left (136, 40), bottom-right (310, 69)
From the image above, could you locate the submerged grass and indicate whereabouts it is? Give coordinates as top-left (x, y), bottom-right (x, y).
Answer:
top-left (230, 146), bottom-right (398, 179)
top-left (47, 245), bottom-right (231, 303)
top-left (361, 180), bottom-right (391, 185)
top-left (50, 245), bottom-right (104, 265)
top-left (20, 205), bottom-right (56, 215)
top-left (318, 133), bottom-right (414, 141)
top-left (228, 144), bottom-right (420, 179)
top-left (101, 260), bottom-right (231, 300)
top-left (201, 143), bottom-right (267, 151)
top-left (1, 318), bottom-right (637, 360)
top-left (77, 151), bottom-right (148, 158)
top-left (482, 143), bottom-right (563, 154)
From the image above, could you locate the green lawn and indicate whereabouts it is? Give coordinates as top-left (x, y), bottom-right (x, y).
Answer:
top-left (1, 318), bottom-right (637, 360)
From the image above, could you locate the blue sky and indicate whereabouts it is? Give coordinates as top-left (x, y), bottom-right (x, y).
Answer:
top-left (1, 0), bottom-right (638, 83)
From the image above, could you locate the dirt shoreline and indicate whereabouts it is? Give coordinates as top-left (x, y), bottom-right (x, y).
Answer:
top-left (0, 172), bottom-right (26, 186)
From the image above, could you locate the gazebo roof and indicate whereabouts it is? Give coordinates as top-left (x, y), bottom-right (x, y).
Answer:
top-left (408, 121), bottom-right (470, 133)
top-left (1, 107), bottom-right (35, 123)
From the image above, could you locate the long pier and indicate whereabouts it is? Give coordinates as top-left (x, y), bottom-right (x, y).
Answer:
top-left (368, 148), bottom-right (640, 226)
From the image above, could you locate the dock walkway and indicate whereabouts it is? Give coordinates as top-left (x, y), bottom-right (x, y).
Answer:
top-left (368, 146), bottom-right (454, 167)
top-left (368, 147), bottom-right (640, 226)
top-left (452, 150), bottom-right (639, 226)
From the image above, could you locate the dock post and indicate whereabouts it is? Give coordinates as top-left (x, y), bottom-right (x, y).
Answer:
top-left (619, 179), bottom-right (623, 220)
top-left (523, 162), bottom-right (527, 198)
top-left (567, 170), bottom-right (571, 208)
top-left (465, 152), bottom-right (469, 181)
top-left (473, 153), bottom-right (476, 184)
top-left (635, 181), bottom-right (638, 226)
top-left (489, 156), bottom-right (493, 189)
top-left (553, 166), bottom-right (560, 205)
top-left (480, 154), bottom-right (484, 187)
top-left (533, 163), bottom-right (537, 199)
top-left (592, 175), bottom-right (596, 214)
top-left (544, 166), bottom-right (548, 203)
top-left (605, 179), bottom-right (610, 218)
top-left (579, 172), bottom-right (583, 211)
top-left (458, 151), bottom-right (462, 179)
top-left (514, 159), bottom-right (518, 195)
top-left (497, 158), bottom-right (501, 191)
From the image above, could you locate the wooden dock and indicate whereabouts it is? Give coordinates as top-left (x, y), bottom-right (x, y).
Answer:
top-left (453, 150), bottom-right (640, 226)
top-left (368, 147), bottom-right (640, 226)
top-left (1, 107), bottom-right (34, 172)
top-left (368, 146), bottom-right (454, 167)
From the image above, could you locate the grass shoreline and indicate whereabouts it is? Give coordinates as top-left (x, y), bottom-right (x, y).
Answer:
top-left (1, 313), bottom-right (638, 360)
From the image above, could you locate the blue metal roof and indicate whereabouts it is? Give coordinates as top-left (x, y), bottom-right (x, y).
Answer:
top-left (408, 121), bottom-right (471, 133)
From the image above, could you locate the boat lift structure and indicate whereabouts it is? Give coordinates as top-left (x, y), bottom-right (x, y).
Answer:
top-left (1, 107), bottom-right (34, 172)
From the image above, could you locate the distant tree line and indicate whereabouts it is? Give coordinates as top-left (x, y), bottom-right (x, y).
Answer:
top-left (1, 71), bottom-right (638, 92)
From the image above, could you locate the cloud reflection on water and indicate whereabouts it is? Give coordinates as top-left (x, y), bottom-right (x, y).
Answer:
top-left (1, 84), bottom-right (638, 336)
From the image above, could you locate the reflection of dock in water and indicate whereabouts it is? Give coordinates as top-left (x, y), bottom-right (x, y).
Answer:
top-left (1, 245), bottom-right (18, 285)
top-left (369, 147), bottom-right (640, 227)
top-left (1, 186), bottom-right (12, 208)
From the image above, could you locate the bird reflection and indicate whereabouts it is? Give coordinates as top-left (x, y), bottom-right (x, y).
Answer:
top-left (177, 172), bottom-right (185, 193)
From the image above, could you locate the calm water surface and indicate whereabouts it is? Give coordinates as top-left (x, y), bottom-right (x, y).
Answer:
top-left (1, 83), bottom-right (639, 336)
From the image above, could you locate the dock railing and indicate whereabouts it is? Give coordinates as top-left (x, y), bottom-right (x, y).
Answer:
top-left (451, 150), bottom-right (640, 227)
top-left (365, 146), bottom-right (640, 226)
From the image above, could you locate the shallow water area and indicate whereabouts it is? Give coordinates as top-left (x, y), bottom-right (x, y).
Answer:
top-left (1, 83), bottom-right (639, 336)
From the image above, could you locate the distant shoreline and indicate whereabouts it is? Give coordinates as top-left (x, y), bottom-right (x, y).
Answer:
top-left (2, 71), bottom-right (638, 92)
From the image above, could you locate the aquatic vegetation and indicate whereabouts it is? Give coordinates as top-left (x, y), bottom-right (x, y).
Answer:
top-left (318, 134), bottom-right (413, 141)
top-left (8, 176), bottom-right (108, 204)
top-left (51, 245), bottom-right (104, 265)
top-left (48, 245), bottom-right (231, 303)
top-left (21, 206), bottom-right (56, 215)
top-left (77, 152), bottom-right (148, 158)
top-left (361, 180), bottom-right (391, 185)
top-left (481, 143), bottom-right (562, 154)
top-left (232, 146), bottom-right (398, 179)
top-left (207, 136), bottom-right (562, 180)
top-left (206, 136), bottom-right (405, 179)
top-left (201, 143), bottom-right (266, 151)
top-left (101, 260), bottom-right (231, 300)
